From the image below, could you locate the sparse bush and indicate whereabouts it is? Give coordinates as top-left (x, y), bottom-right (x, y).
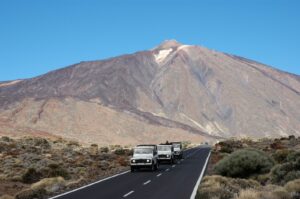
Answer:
top-left (214, 148), bottom-right (274, 178)
top-left (15, 187), bottom-right (46, 199)
top-left (1, 136), bottom-right (12, 142)
top-left (22, 168), bottom-right (42, 184)
top-left (98, 161), bottom-right (109, 170)
top-left (125, 149), bottom-right (133, 156)
top-left (235, 189), bottom-right (260, 199)
top-left (114, 148), bottom-right (125, 155)
top-left (235, 185), bottom-right (291, 199)
top-left (47, 163), bottom-right (70, 180)
top-left (100, 147), bottom-right (109, 153)
top-left (288, 135), bottom-right (296, 140)
top-left (270, 140), bottom-right (285, 150)
top-left (182, 141), bottom-right (191, 149)
top-left (253, 173), bottom-right (271, 185)
top-left (67, 140), bottom-right (80, 147)
top-left (219, 144), bottom-right (234, 153)
top-left (0, 195), bottom-right (14, 199)
top-left (117, 157), bottom-right (129, 167)
top-left (89, 144), bottom-right (99, 156)
top-left (273, 149), bottom-right (293, 163)
top-left (196, 175), bottom-right (260, 199)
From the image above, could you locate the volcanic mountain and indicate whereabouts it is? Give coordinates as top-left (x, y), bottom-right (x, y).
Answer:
top-left (0, 40), bottom-right (299, 145)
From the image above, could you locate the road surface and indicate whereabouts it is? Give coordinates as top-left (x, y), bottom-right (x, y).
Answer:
top-left (50, 146), bottom-right (211, 199)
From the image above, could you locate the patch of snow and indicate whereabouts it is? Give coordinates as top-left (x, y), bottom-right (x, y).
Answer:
top-left (154, 48), bottom-right (173, 64)
top-left (0, 80), bottom-right (22, 87)
top-left (177, 45), bottom-right (191, 51)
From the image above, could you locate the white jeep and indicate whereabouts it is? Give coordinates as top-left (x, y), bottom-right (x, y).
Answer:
top-left (171, 142), bottom-right (183, 159)
top-left (130, 145), bottom-right (159, 172)
top-left (157, 144), bottom-right (174, 164)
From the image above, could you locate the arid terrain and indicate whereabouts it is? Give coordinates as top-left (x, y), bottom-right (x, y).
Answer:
top-left (0, 136), bottom-right (132, 199)
top-left (197, 136), bottom-right (300, 199)
top-left (0, 40), bottom-right (299, 145)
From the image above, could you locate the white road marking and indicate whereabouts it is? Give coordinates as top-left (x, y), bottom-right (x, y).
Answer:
top-left (49, 170), bottom-right (130, 199)
top-left (143, 180), bottom-right (151, 185)
top-left (190, 150), bottom-right (211, 199)
top-left (165, 168), bottom-right (170, 171)
top-left (123, 190), bottom-right (134, 198)
top-left (172, 165), bottom-right (176, 168)
top-left (157, 173), bottom-right (162, 177)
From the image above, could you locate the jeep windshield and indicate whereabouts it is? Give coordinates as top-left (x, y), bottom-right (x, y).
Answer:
top-left (157, 145), bottom-right (172, 151)
top-left (173, 143), bottom-right (181, 148)
top-left (134, 148), bottom-right (153, 154)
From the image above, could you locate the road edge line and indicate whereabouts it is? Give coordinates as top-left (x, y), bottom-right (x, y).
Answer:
top-left (190, 149), bottom-right (211, 199)
top-left (49, 170), bottom-right (130, 199)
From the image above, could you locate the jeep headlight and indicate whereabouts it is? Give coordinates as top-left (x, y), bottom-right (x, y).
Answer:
top-left (132, 159), bottom-right (136, 163)
top-left (146, 159), bottom-right (150, 163)
top-left (167, 155), bottom-right (170, 157)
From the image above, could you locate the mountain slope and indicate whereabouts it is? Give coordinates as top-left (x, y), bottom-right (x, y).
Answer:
top-left (0, 40), bottom-right (299, 144)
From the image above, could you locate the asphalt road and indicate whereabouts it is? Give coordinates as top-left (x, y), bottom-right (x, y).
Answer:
top-left (50, 146), bottom-right (211, 199)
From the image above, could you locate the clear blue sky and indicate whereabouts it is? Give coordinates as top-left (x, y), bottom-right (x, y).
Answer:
top-left (0, 0), bottom-right (299, 81)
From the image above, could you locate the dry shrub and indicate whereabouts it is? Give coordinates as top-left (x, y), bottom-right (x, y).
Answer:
top-left (270, 141), bottom-right (285, 150)
top-left (31, 176), bottom-right (65, 193)
top-left (15, 188), bottom-right (46, 199)
top-left (235, 189), bottom-right (260, 199)
top-left (273, 149), bottom-right (293, 163)
top-left (0, 195), bottom-right (14, 199)
top-left (235, 185), bottom-right (291, 199)
top-left (284, 179), bottom-right (300, 193)
top-left (117, 157), bottom-right (129, 167)
top-left (196, 175), bottom-right (260, 199)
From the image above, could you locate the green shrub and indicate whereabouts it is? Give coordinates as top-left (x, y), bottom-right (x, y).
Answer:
top-left (287, 151), bottom-right (300, 162)
top-left (214, 148), bottom-right (275, 178)
top-left (22, 168), bottom-right (42, 184)
top-left (271, 158), bottom-right (300, 185)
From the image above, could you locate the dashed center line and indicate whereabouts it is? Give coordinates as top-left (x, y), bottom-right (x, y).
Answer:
top-left (157, 173), bottom-right (162, 177)
top-left (172, 165), bottom-right (176, 168)
top-left (143, 180), bottom-right (151, 185)
top-left (165, 168), bottom-right (170, 172)
top-left (123, 190), bottom-right (134, 198)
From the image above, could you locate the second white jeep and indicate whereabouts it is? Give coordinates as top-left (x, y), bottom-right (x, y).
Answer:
top-left (157, 144), bottom-right (174, 164)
